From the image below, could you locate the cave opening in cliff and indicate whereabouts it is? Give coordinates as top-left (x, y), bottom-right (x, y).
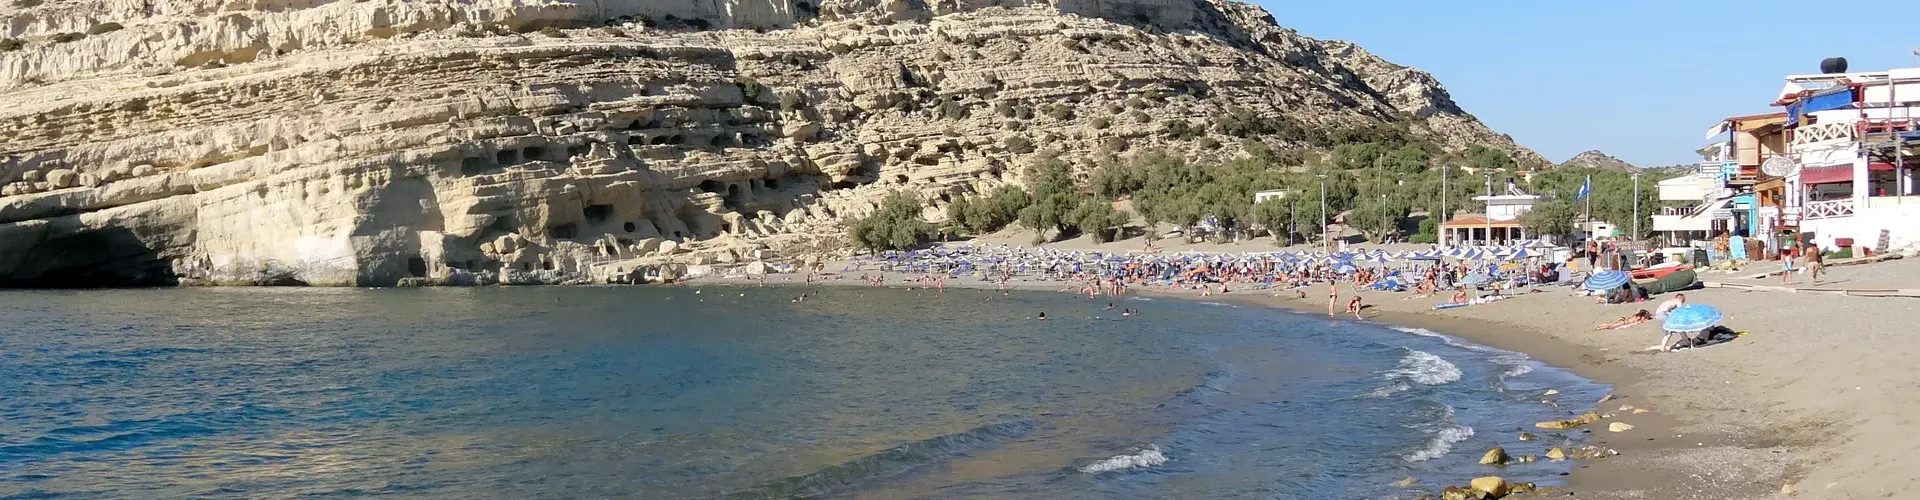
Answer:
top-left (894, 174), bottom-right (910, 184)
top-left (524, 146), bottom-right (548, 161)
top-left (549, 223), bottom-right (578, 240)
top-left (461, 157), bottom-right (489, 176)
top-left (406, 257), bottom-right (428, 278)
top-left (764, 178), bottom-right (781, 190)
top-left (496, 149), bottom-right (519, 165)
top-left (723, 184), bottom-right (744, 210)
top-left (623, 222), bottom-right (637, 233)
top-left (583, 204), bottom-right (614, 224)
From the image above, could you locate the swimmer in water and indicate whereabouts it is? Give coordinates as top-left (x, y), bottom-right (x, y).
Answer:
top-left (1121, 309), bottom-right (1133, 317)
top-left (1036, 312), bottom-right (1047, 321)
top-left (1105, 302), bottom-right (1116, 310)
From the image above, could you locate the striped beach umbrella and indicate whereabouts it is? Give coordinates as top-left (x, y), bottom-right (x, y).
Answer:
top-left (1661, 304), bottom-right (1723, 333)
top-left (1584, 269), bottom-right (1630, 291)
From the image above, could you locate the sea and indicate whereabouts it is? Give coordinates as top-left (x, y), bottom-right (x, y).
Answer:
top-left (0, 286), bottom-right (1608, 499)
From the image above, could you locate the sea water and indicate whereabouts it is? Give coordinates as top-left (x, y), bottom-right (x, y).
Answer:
top-left (0, 286), bottom-right (1607, 499)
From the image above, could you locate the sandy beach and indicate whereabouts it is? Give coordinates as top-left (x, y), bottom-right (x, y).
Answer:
top-left (710, 245), bottom-right (1920, 499)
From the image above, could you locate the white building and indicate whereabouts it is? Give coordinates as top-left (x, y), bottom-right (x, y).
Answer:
top-left (1775, 67), bottom-right (1920, 253)
top-left (1437, 194), bottom-right (1541, 247)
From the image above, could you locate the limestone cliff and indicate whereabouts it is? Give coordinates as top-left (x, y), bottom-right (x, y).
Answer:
top-left (0, 0), bottom-right (1540, 286)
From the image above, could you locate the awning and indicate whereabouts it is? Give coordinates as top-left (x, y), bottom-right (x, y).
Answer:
top-left (1799, 164), bottom-right (1896, 184)
top-left (1788, 87), bottom-right (1857, 126)
top-left (1801, 166), bottom-right (1852, 185)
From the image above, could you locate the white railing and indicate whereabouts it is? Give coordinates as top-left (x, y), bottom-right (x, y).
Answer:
top-left (1804, 199), bottom-right (1856, 219)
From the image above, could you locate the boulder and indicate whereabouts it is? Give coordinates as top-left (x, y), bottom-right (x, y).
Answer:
top-left (1536, 411), bottom-right (1602, 430)
top-left (45, 169), bottom-right (77, 188)
top-left (1545, 447), bottom-right (1567, 461)
top-left (1478, 447), bottom-right (1511, 465)
top-left (1469, 476), bottom-right (1509, 498)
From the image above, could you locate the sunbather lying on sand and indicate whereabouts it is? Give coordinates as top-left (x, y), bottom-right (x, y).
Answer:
top-left (1595, 310), bottom-right (1653, 330)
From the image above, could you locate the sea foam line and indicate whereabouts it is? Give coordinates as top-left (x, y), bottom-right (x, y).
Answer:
top-left (1078, 445), bottom-right (1168, 473)
top-left (1389, 326), bottom-right (1536, 379)
top-left (1405, 425), bottom-right (1475, 462)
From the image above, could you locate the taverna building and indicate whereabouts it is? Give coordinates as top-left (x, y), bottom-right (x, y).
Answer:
top-left (1668, 62), bottom-right (1920, 254)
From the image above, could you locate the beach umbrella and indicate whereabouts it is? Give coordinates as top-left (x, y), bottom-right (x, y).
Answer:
top-left (1584, 269), bottom-right (1630, 291)
top-left (1334, 263), bottom-right (1358, 274)
top-left (1510, 248), bottom-right (1532, 259)
top-left (1458, 273), bottom-right (1493, 286)
top-left (1662, 304), bottom-right (1723, 333)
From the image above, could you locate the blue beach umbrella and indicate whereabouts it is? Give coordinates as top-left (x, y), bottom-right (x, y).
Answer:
top-left (1584, 269), bottom-right (1630, 291)
top-left (1458, 273), bottom-right (1493, 286)
top-left (1334, 263), bottom-right (1358, 274)
top-left (1662, 304), bottom-right (1723, 333)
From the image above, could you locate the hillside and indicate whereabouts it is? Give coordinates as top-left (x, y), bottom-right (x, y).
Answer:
top-left (0, 0), bottom-right (1542, 286)
top-left (1560, 150), bottom-right (1639, 172)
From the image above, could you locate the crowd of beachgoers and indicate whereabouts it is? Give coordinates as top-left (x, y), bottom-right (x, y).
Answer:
top-left (812, 241), bottom-right (1728, 352)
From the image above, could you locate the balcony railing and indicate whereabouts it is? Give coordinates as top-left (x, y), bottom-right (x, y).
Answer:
top-left (1804, 199), bottom-right (1856, 219)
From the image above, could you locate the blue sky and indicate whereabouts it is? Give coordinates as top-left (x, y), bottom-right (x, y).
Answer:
top-left (1256, 0), bottom-right (1917, 167)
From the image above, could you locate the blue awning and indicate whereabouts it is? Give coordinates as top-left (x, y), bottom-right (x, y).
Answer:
top-left (1789, 87), bottom-right (1856, 126)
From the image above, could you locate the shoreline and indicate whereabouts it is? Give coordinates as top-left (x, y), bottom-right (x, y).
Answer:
top-left (705, 269), bottom-right (1808, 499)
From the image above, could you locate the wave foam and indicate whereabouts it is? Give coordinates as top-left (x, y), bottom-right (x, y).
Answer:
top-left (1388, 326), bottom-right (1537, 380)
top-left (1078, 445), bottom-right (1168, 473)
top-left (1404, 424), bottom-right (1475, 462)
top-left (1389, 350), bottom-right (1462, 386)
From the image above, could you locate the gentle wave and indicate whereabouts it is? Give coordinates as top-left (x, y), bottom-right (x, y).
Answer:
top-left (725, 420), bottom-right (1035, 499)
top-left (1388, 326), bottom-right (1536, 380)
top-left (1405, 425), bottom-right (1475, 462)
top-left (1363, 349), bottom-right (1462, 398)
top-left (1078, 445), bottom-right (1168, 473)
top-left (1390, 350), bottom-right (1462, 386)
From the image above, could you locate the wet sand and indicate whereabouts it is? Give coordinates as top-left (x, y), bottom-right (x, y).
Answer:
top-left (711, 258), bottom-right (1920, 499)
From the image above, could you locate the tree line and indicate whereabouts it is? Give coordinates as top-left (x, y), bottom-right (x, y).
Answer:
top-left (849, 124), bottom-right (1665, 251)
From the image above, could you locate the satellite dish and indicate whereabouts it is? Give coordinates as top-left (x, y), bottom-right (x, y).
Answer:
top-left (1761, 156), bottom-right (1799, 178)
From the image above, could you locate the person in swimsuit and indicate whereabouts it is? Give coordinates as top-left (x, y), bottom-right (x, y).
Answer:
top-left (1781, 248), bottom-right (1797, 285)
top-left (1327, 283), bottom-right (1339, 317)
top-left (1595, 310), bottom-right (1653, 330)
top-left (1347, 296), bottom-right (1364, 320)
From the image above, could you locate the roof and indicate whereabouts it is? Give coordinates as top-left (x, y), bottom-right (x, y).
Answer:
top-left (1439, 216), bottom-right (1524, 228)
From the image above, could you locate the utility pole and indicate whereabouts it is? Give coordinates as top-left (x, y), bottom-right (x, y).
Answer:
top-left (1483, 171), bottom-right (1493, 246)
top-left (1441, 164), bottom-right (1448, 247)
top-left (1631, 172), bottom-right (1642, 242)
top-left (1318, 174), bottom-right (1328, 251)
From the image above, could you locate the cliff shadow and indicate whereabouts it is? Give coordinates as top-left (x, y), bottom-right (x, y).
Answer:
top-left (0, 225), bottom-right (178, 288)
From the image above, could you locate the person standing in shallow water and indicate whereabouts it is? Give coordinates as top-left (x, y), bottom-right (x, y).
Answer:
top-left (1327, 283), bottom-right (1339, 317)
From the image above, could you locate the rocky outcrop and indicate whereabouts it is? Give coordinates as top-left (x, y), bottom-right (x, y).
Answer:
top-left (0, 0), bottom-right (1541, 286)
top-left (1560, 150), bottom-right (1639, 172)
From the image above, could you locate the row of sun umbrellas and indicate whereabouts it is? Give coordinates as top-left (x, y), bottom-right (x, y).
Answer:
top-left (851, 243), bottom-right (1561, 278)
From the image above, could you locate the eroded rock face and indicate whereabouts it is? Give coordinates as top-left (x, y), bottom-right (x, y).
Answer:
top-left (0, 0), bottom-right (1540, 286)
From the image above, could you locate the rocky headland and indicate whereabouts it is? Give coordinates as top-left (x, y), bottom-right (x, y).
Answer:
top-left (0, 0), bottom-right (1540, 286)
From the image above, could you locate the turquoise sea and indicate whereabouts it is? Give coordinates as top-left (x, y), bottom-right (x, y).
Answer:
top-left (0, 286), bottom-right (1606, 499)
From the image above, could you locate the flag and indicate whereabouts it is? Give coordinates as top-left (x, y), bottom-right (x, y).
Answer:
top-left (1573, 175), bottom-right (1591, 201)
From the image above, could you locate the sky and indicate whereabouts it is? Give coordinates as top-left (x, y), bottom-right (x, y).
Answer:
top-left (1256, 0), bottom-right (1918, 167)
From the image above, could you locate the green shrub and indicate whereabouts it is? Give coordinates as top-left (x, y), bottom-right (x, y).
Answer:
top-left (1825, 248), bottom-right (1853, 260)
top-left (538, 26), bottom-right (567, 38)
top-left (0, 38), bottom-right (22, 52)
top-left (1041, 103), bottom-right (1072, 121)
top-left (828, 43), bottom-right (852, 55)
top-left (850, 191), bottom-right (934, 251)
top-left (1090, 117), bottom-right (1112, 129)
top-left (88, 22), bottom-right (123, 35)
top-left (13, 0), bottom-right (43, 7)
top-left (50, 32), bottom-right (85, 44)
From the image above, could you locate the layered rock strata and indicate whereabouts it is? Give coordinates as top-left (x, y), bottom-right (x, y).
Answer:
top-left (0, 0), bottom-right (1540, 286)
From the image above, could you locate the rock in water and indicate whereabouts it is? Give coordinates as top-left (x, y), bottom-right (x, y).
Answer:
top-left (1609, 422), bottom-right (1635, 432)
top-left (1479, 447), bottom-right (1512, 465)
top-left (0, 0), bottom-right (1544, 287)
top-left (1517, 432), bottom-right (1538, 441)
top-left (1391, 477), bottom-right (1418, 488)
top-left (1541, 389), bottom-right (1559, 396)
top-left (1469, 476), bottom-right (1510, 498)
top-left (1545, 447), bottom-right (1567, 461)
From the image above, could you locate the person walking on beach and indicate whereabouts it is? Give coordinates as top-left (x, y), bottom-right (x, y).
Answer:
top-left (1805, 244), bottom-right (1824, 283)
top-left (1652, 293), bottom-right (1686, 320)
top-left (1781, 248), bottom-right (1797, 285)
